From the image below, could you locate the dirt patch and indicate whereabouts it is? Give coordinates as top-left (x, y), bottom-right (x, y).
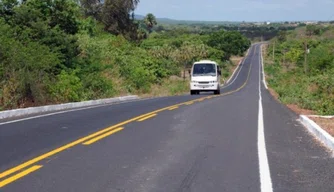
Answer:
top-left (287, 104), bottom-right (316, 115)
top-left (309, 117), bottom-right (334, 137)
top-left (268, 87), bottom-right (279, 100)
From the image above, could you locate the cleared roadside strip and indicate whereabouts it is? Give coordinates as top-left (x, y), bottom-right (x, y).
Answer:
top-left (0, 44), bottom-right (257, 189)
top-left (300, 115), bottom-right (334, 153)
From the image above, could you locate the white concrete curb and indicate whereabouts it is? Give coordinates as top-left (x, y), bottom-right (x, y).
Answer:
top-left (0, 95), bottom-right (139, 120)
top-left (300, 115), bottom-right (334, 152)
top-left (307, 115), bottom-right (334, 119)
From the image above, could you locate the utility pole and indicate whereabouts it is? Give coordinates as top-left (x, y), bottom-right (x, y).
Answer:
top-left (304, 40), bottom-right (308, 74)
top-left (273, 40), bottom-right (275, 61)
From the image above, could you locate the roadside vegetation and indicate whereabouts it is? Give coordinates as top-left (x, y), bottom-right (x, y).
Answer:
top-left (0, 0), bottom-right (251, 110)
top-left (264, 25), bottom-right (334, 115)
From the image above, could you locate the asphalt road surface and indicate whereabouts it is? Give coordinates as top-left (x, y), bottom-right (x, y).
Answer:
top-left (1, 44), bottom-right (333, 192)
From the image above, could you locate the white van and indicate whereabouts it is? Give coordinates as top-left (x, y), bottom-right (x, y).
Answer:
top-left (189, 60), bottom-right (221, 95)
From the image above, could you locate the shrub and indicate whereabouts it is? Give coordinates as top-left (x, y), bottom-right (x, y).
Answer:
top-left (49, 70), bottom-right (83, 102)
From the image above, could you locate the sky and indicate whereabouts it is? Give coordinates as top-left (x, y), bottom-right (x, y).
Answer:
top-left (135, 0), bottom-right (334, 22)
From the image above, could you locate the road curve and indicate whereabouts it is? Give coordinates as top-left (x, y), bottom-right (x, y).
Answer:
top-left (1, 44), bottom-right (333, 192)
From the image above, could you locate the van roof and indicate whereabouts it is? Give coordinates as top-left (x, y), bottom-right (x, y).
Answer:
top-left (193, 60), bottom-right (217, 64)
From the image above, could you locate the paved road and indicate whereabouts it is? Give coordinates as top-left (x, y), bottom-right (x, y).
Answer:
top-left (1, 44), bottom-right (333, 192)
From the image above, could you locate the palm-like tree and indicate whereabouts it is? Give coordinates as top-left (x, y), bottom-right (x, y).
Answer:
top-left (144, 13), bottom-right (157, 33)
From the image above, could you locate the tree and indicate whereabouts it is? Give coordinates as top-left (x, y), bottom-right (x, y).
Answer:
top-left (136, 28), bottom-right (148, 41)
top-left (171, 42), bottom-right (209, 80)
top-left (144, 13), bottom-right (157, 33)
top-left (0, 0), bottom-right (18, 21)
top-left (277, 30), bottom-right (287, 42)
top-left (80, 0), bottom-right (140, 39)
top-left (80, 0), bottom-right (103, 19)
top-left (207, 30), bottom-right (250, 60)
top-left (1, 0), bottom-right (81, 72)
top-left (306, 24), bottom-right (321, 36)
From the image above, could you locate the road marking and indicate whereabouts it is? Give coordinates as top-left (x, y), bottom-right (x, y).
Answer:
top-left (0, 114), bottom-right (152, 179)
top-left (258, 45), bottom-right (273, 192)
top-left (185, 101), bottom-right (194, 105)
top-left (0, 44), bottom-right (258, 188)
top-left (260, 45), bottom-right (268, 89)
top-left (0, 101), bottom-right (196, 180)
top-left (225, 47), bottom-right (252, 85)
top-left (137, 114), bottom-right (157, 122)
top-left (82, 127), bottom-right (124, 145)
top-left (0, 165), bottom-right (42, 188)
top-left (225, 59), bottom-right (243, 85)
top-left (168, 106), bottom-right (179, 110)
top-left (224, 47), bottom-right (252, 88)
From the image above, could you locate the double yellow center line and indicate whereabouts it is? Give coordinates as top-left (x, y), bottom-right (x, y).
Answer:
top-left (137, 114), bottom-right (157, 122)
top-left (82, 127), bottom-right (124, 145)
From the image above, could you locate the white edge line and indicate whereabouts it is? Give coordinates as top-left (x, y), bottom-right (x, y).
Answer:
top-left (221, 46), bottom-right (251, 88)
top-left (300, 115), bottom-right (334, 154)
top-left (258, 45), bottom-right (273, 192)
top-left (226, 47), bottom-right (250, 84)
top-left (226, 56), bottom-right (244, 84)
top-left (260, 45), bottom-right (268, 89)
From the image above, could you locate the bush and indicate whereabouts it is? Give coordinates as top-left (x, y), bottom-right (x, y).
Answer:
top-left (49, 70), bottom-right (83, 102)
top-left (81, 72), bottom-right (115, 99)
top-left (0, 19), bottom-right (60, 108)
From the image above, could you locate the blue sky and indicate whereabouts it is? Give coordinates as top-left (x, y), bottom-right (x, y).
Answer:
top-left (135, 0), bottom-right (334, 22)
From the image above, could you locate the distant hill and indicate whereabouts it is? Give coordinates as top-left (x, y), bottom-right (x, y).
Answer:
top-left (134, 14), bottom-right (241, 25)
top-left (134, 14), bottom-right (145, 20)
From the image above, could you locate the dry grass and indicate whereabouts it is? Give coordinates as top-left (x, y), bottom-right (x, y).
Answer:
top-left (309, 117), bottom-right (334, 137)
top-left (228, 56), bottom-right (243, 77)
top-left (139, 78), bottom-right (189, 98)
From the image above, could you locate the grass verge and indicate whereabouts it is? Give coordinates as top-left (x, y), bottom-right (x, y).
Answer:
top-left (262, 44), bottom-right (334, 137)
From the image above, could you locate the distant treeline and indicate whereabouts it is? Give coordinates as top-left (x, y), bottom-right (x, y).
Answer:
top-left (154, 24), bottom-right (299, 41)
